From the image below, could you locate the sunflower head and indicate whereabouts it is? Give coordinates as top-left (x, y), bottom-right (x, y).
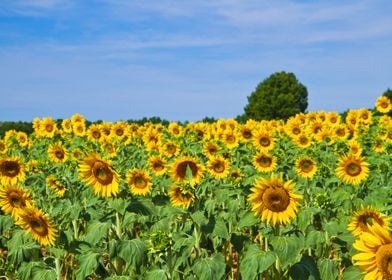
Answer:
top-left (248, 174), bottom-right (302, 226)
top-left (253, 132), bottom-right (275, 151)
top-left (252, 152), bottom-right (277, 173)
top-left (352, 223), bottom-right (392, 280)
top-left (207, 156), bottom-right (230, 179)
top-left (0, 157), bottom-right (25, 185)
top-left (78, 154), bottom-right (119, 197)
top-left (168, 184), bottom-right (195, 209)
top-left (348, 206), bottom-right (391, 237)
top-left (126, 168), bottom-right (152, 196)
top-left (148, 156), bottom-right (166, 176)
top-left (0, 184), bottom-right (33, 218)
top-left (336, 154), bottom-right (369, 185)
top-left (375, 96), bottom-right (391, 114)
top-left (295, 157), bottom-right (317, 178)
top-left (15, 206), bottom-right (58, 246)
top-left (171, 156), bottom-right (204, 186)
top-left (48, 143), bottom-right (68, 163)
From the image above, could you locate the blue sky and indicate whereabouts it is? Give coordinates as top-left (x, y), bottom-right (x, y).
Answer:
top-left (0, 0), bottom-right (391, 122)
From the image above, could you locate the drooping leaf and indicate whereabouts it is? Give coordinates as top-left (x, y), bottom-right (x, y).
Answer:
top-left (192, 253), bottom-right (226, 280)
top-left (76, 251), bottom-right (100, 279)
top-left (83, 221), bottom-right (110, 245)
top-left (240, 244), bottom-right (276, 280)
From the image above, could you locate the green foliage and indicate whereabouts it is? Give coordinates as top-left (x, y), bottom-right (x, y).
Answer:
top-left (242, 71), bottom-right (308, 120)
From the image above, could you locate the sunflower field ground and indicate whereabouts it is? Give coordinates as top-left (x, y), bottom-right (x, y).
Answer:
top-left (0, 96), bottom-right (391, 279)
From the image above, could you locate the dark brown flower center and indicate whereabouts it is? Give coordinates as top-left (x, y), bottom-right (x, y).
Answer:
top-left (263, 187), bottom-right (290, 212)
top-left (1, 161), bottom-right (20, 177)
top-left (30, 218), bottom-right (49, 236)
top-left (299, 159), bottom-right (314, 173)
top-left (10, 192), bottom-right (25, 207)
top-left (92, 161), bottom-right (113, 185)
top-left (345, 161), bottom-right (361, 176)
top-left (242, 129), bottom-right (252, 139)
top-left (55, 150), bottom-right (65, 160)
top-left (134, 176), bottom-right (147, 189)
top-left (213, 161), bottom-right (225, 173)
top-left (176, 161), bottom-right (198, 179)
top-left (257, 155), bottom-right (272, 167)
top-left (376, 243), bottom-right (392, 279)
top-left (259, 136), bottom-right (271, 147)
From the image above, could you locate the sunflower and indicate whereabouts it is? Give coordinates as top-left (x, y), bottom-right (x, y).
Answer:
top-left (110, 121), bottom-right (129, 140)
top-left (352, 223), bottom-right (392, 280)
top-left (375, 95), bottom-right (391, 114)
top-left (348, 206), bottom-right (391, 237)
top-left (248, 174), bottom-right (302, 226)
top-left (0, 157), bottom-right (25, 185)
top-left (239, 124), bottom-right (254, 142)
top-left (168, 122), bottom-right (183, 137)
top-left (285, 120), bottom-right (303, 138)
top-left (252, 152), bottom-right (277, 173)
top-left (0, 140), bottom-right (8, 154)
top-left (203, 142), bottom-right (220, 158)
top-left (16, 132), bottom-right (29, 148)
top-left (73, 122), bottom-right (86, 137)
top-left (336, 154), bottom-right (369, 185)
top-left (168, 184), bottom-right (195, 209)
top-left (61, 119), bottom-right (73, 134)
top-left (229, 168), bottom-right (243, 186)
top-left (78, 154), bottom-right (120, 197)
top-left (348, 140), bottom-right (363, 156)
top-left (162, 141), bottom-right (180, 158)
top-left (48, 143), bottom-right (68, 163)
top-left (39, 117), bottom-right (57, 138)
top-left (148, 156), bottom-right (166, 176)
top-left (170, 156), bottom-right (205, 186)
top-left (0, 184), bottom-right (33, 218)
top-left (126, 168), bottom-right (152, 196)
top-left (87, 124), bottom-right (104, 142)
top-left (71, 113), bottom-right (86, 125)
top-left (292, 133), bottom-right (312, 149)
top-left (334, 124), bottom-right (350, 140)
top-left (295, 157), bottom-right (317, 179)
top-left (16, 206), bottom-right (58, 246)
top-left (253, 132), bottom-right (275, 151)
top-left (326, 112), bottom-right (341, 126)
top-left (207, 156), bottom-right (230, 179)
top-left (223, 131), bottom-right (239, 149)
top-left (46, 175), bottom-right (67, 197)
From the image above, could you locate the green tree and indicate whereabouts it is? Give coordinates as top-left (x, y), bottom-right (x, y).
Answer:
top-left (242, 71), bottom-right (308, 121)
top-left (382, 88), bottom-right (392, 100)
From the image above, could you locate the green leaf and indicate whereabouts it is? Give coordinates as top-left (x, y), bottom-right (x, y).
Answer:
top-left (118, 239), bottom-right (147, 269)
top-left (342, 266), bottom-right (362, 280)
top-left (212, 219), bottom-right (229, 239)
top-left (32, 268), bottom-right (57, 280)
top-left (0, 214), bottom-right (13, 234)
top-left (83, 221), bottom-right (110, 245)
top-left (317, 259), bottom-right (338, 280)
top-left (145, 269), bottom-right (168, 280)
top-left (290, 255), bottom-right (321, 280)
top-left (238, 212), bottom-right (259, 228)
top-left (239, 244), bottom-right (276, 280)
top-left (191, 211), bottom-right (208, 226)
top-left (76, 251), bottom-right (100, 279)
top-left (270, 235), bottom-right (304, 269)
top-left (7, 230), bottom-right (40, 265)
top-left (192, 253), bottom-right (226, 280)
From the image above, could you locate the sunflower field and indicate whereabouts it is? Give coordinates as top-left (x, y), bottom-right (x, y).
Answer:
top-left (0, 95), bottom-right (391, 280)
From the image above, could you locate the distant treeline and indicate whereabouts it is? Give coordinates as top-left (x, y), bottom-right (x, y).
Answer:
top-left (0, 116), bottom-right (221, 138)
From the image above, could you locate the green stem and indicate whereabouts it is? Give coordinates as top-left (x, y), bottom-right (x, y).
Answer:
top-left (115, 212), bottom-right (122, 239)
top-left (72, 220), bottom-right (79, 240)
top-left (55, 257), bottom-right (62, 280)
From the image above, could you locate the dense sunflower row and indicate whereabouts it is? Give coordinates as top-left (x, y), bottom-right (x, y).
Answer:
top-left (0, 95), bottom-right (391, 279)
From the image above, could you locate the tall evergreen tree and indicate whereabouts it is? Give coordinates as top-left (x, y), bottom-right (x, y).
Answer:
top-left (243, 71), bottom-right (308, 120)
